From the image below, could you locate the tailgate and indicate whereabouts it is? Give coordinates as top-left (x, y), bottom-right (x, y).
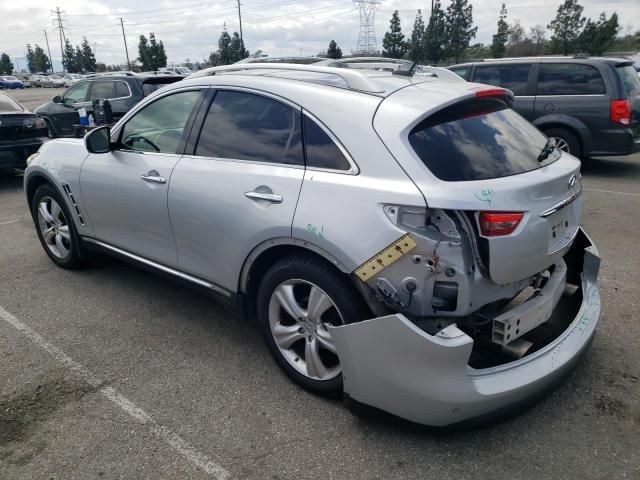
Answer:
top-left (373, 82), bottom-right (583, 285)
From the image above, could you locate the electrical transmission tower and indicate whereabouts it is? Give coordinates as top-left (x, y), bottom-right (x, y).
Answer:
top-left (352, 0), bottom-right (380, 56)
top-left (51, 6), bottom-right (68, 72)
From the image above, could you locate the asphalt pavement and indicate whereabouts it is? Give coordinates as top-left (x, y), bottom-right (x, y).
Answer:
top-left (0, 118), bottom-right (638, 477)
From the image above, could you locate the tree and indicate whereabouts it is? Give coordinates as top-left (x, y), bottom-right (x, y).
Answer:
top-left (138, 33), bottom-right (167, 70)
top-left (444, 0), bottom-right (477, 63)
top-left (577, 12), bottom-right (619, 55)
top-left (79, 37), bottom-right (97, 72)
top-left (217, 30), bottom-right (233, 65)
top-left (229, 32), bottom-right (248, 63)
top-left (548, 0), bottom-right (585, 55)
top-left (529, 25), bottom-right (547, 55)
top-left (406, 10), bottom-right (425, 62)
top-left (28, 44), bottom-right (50, 73)
top-left (0, 53), bottom-right (14, 74)
top-left (62, 39), bottom-right (80, 73)
top-left (326, 40), bottom-right (342, 59)
top-left (382, 10), bottom-right (406, 59)
top-left (491, 4), bottom-right (509, 58)
top-left (423, 1), bottom-right (447, 63)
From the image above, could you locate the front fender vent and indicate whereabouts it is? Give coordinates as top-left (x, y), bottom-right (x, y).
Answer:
top-left (61, 183), bottom-right (85, 226)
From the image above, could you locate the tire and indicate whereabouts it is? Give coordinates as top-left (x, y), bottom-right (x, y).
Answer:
top-left (31, 184), bottom-right (84, 269)
top-left (543, 127), bottom-right (581, 158)
top-left (256, 254), bottom-right (370, 397)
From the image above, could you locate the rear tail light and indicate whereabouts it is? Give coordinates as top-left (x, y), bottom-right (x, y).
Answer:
top-left (479, 212), bottom-right (523, 237)
top-left (474, 87), bottom-right (508, 97)
top-left (610, 99), bottom-right (631, 126)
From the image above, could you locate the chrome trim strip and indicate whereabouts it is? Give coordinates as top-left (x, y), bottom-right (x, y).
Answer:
top-left (539, 188), bottom-right (582, 218)
top-left (81, 237), bottom-right (231, 297)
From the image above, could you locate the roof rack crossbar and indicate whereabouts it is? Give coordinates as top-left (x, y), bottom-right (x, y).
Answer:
top-left (204, 63), bottom-right (385, 93)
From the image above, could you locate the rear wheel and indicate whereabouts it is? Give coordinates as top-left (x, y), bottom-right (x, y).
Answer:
top-left (544, 127), bottom-right (581, 158)
top-left (256, 254), bottom-right (370, 396)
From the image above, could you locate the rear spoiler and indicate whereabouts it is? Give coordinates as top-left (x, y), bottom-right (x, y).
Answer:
top-left (468, 85), bottom-right (515, 107)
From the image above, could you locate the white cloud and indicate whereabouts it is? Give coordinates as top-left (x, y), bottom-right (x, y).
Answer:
top-left (0, 0), bottom-right (637, 70)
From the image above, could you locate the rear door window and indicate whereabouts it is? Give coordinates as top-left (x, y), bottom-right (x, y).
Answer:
top-left (537, 63), bottom-right (605, 95)
top-left (114, 81), bottom-right (131, 98)
top-left (473, 64), bottom-right (531, 96)
top-left (195, 90), bottom-right (303, 166)
top-left (408, 98), bottom-right (556, 182)
top-left (89, 81), bottom-right (115, 100)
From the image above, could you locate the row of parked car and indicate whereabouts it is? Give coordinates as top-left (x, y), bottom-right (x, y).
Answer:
top-left (0, 73), bottom-right (85, 89)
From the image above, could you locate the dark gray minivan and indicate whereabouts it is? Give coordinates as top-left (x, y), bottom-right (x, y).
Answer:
top-left (449, 57), bottom-right (640, 158)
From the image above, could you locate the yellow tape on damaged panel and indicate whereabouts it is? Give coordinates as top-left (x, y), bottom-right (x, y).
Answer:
top-left (354, 233), bottom-right (417, 281)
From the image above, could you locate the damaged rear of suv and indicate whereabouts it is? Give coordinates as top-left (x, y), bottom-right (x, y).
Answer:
top-left (320, 82), bottom-right (601, 427)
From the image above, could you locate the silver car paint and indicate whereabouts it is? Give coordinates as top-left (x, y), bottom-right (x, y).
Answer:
top-left (24, 67), bottom-right (602, 427)
top-left (329, 229), bottom-right (600, 426)
top-left (80, 150), bottom-right (182, 266)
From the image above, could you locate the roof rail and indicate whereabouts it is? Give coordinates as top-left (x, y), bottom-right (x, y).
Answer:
top-left (191, 63), bottom-right (386, 94)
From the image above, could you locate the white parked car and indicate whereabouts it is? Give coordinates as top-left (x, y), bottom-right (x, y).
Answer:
top-left (63, 73), bottom-right (83, 87)
top-left (24, 63), bottom-right (601, 427)
top-left (40, 75), bottom-right (65, 88)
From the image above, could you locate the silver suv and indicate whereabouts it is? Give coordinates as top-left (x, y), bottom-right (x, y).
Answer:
top-left (24, 64), bottom-right (601, 427)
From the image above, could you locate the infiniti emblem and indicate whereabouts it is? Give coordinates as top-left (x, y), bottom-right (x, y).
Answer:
top-left (568, 174), bottom-right (577, 188)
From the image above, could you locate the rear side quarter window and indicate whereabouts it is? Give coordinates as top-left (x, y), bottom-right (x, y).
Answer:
top-left (537, 63), bottom-right (605, 95)
top-left (303, 115), bottom-right (352, 171)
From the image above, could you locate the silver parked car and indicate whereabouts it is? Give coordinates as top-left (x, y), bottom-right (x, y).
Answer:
top-left (24, 64), bottom-right (601, 427)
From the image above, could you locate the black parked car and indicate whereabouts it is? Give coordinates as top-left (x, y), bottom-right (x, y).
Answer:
top-left (448, 57), bottom-right (640, 158)
top-left (34, 73), bottom-right (183, 138)
top-left (0, 92), bottom-right (48, 170)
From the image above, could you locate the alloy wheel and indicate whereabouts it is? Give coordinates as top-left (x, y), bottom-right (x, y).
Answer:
top-left (551, 136), bottom-right (570, 153)
top-left (37, 196), bottom-right (71, 259)
top-left (268, 279), bottom-right (343, 381)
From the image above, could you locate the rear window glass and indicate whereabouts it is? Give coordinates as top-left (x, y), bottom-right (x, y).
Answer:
top-left (537, 63), bottom-right (605, 95)
top-left (409, 98), bottom-right (557, 182)
top-left (0, 94), bottom-right (23, 112)
top-left (114, 81), bottom-right (130, 98)
top-left (473, 64), bottom-right (531, 96)
top-left (617, 65), bottom-right (640, 97)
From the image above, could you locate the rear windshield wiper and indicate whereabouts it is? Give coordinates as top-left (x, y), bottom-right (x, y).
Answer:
top-left (537, 138), bottom-right (556, 162)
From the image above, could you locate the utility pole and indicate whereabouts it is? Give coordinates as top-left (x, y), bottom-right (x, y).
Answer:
top-left (120, 18), bottom-right (131, 69)
top-left (52, 7), bottom-right (66, 72)
top-left (237, 0), bottom-right (243, 42)
top-left (44, 30), bottom-right (53, 73)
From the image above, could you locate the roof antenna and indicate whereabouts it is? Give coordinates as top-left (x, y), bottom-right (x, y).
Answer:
top-left (393, 61), bottom-right (418, 76)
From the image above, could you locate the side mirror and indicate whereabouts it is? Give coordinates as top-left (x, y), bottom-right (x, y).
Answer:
top-left (53, 95), bottom-right (62, 103)
top-left (84, 126), bottom-right (111, 154)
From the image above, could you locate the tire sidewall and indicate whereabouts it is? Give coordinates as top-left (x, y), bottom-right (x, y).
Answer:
top-left (32, 184), bottom-right (82, 268)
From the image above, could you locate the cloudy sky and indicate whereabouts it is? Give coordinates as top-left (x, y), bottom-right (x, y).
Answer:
top-left (0, 0), bottom-right (637, 71)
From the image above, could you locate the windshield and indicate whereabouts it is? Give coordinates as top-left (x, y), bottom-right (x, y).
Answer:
top-left (409, 98), bottom-right (559, 182)
top-left (0, 93), bottom-right (23, 112)
top-left (617, 65), bottom-right (640, 97)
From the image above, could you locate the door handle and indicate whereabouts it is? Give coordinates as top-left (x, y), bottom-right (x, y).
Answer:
top-left (245, 191), bottom-right (283, 204)
top-left (141, 173), bottom-right (166, 184)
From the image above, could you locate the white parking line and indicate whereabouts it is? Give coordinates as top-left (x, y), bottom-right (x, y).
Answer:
top-left (0, 218), bottom-right (21, 226)
top-left (0, 304), bottom-right (231, 480)
top-left (584, 188), bottom-right (640, 198)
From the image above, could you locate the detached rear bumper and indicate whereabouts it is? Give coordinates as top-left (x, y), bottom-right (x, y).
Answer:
top-left (329, 228), bottom-right (600, 427)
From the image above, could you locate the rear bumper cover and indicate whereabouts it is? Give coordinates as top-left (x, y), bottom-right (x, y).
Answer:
top-left (329, 227), bottom-right (600, 427)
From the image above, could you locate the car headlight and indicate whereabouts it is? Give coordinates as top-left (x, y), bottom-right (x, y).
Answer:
top-left (26, 152), bottom-right (40, 166)
top-left (33, 117), bottom-right (47, 129)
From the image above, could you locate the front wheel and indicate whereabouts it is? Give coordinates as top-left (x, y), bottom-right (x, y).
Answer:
top-left (32, 184), bottom-right (84, 269)
top-left (256, 255), bottom-right (370, 396)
